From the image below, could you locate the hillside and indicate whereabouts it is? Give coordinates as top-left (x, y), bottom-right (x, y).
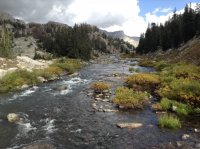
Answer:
top-left (101, 30), bottom-right (139, 47)
top-left (144, 37), bottom-right (200, 66)
top-left (0, 11), bottom-right (133, 60)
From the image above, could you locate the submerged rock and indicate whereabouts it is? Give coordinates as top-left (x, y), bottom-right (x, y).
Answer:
top-left (117, 123), bottom-right (143, 129)
top-left (22, 143), bottom-right (56, 149)
top-left (182, 134), bottom-right (190, 140)
top-left (103, 109), bottom-right (118, 112)
top-left (7, 113), bottom-right (21, 123)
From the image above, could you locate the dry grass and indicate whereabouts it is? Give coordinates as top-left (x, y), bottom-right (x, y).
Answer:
top-left (90, 82), bottom-right (110, 92)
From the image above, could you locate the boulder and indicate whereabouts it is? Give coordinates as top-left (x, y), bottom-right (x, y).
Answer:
top-left (7, 113), bottom-right (21, 123)
top-left (117, 123), bottom-right (143, 129)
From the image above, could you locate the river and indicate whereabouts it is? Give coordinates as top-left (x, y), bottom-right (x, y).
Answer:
top-left (0, 56), bottom-right (199, 149)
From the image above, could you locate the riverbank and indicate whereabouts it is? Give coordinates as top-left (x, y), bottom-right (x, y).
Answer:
top-left (0, 56), bottom-right (82, 93)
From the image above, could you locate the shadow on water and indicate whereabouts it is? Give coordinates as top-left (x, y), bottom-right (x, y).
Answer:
top-left (0, 58), bottom-right (199, 149)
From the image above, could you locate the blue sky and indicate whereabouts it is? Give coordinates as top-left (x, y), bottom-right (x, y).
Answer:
top-left (139, 0), bottom-right (199, 17)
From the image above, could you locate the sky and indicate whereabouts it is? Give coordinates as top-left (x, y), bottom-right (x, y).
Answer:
top-left (0, 0), bottom-right (199, 37)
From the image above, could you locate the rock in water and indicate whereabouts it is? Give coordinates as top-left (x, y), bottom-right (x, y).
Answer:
top-left (182, 134), bottom-right (190, 140)
top-left (117, 123), bottom-right (143, 129)
top-left (7, 113), bottom-right (20, 123)
top-left (22, 143), bottom-right (56, 149)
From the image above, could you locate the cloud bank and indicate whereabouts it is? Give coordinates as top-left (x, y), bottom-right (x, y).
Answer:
top-left (0, 0), bottom-right (190, 36)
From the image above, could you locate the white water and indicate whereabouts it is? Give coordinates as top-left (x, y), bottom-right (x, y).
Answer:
top-left (9, 86), bottom-right (38, 101)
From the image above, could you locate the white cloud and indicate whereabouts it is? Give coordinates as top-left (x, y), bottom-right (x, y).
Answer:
top-left (161, 8), bottom-right (173, 13)
top-left (0, 0), bottom-right (197, 37)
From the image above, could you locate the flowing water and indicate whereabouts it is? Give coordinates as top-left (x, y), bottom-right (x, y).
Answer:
top-left (0, 57), bottom-right (199, 149)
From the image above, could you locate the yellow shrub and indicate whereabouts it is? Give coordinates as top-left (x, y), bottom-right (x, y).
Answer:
top-left (45, 66), bottom-right (64, 76)
top-left (126, 73), bottom-right (160, 89)
top-left (113, 87), bottom-right (149, 109)
top-left (90, 82), bottom-right (110, 92)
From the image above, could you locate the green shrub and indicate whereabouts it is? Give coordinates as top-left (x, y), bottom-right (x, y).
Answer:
top-left (113, 87), bottom-right (149, 108)
top-left (157, 78), bottom-right (200, 106)
top-left (0, 70), bottom-right (40, 93)
top-left (160, 98), bottom-right (193, 116)
top-left (158, 114), bottom-right (181, 129)
top-left (160, 98), bottom-right (171, 111)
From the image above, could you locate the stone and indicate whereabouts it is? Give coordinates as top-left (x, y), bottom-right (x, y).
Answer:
top-left (95, 98), bottom-right (102, 101)
top-left (119, 105), bottom-right (125, 109)
top-left (87, 93), bottom-right (93, 96)
top-left (156, 111), bottom-right (167, 114)
top-left (117, 123), bottom-right (143, 129)
top-left (102, 99), bottom-right (110, 102)
top-left (7, 113), bottom-right (21, 123)
top-left (103, 90), bottom-right (109, 94)
top-left (172, 106), bottom-right (177, 112)
top-left (195, 143), bottom-right (200, 148)
top-left (98, 94), bottom-right (103, 97)
top-left (21, 84), bottom-right (29, 89)
top-left (176, 141), bottom-right (184, 147)
top-left (103, 109), bottom-right (118, 112)
top-left (98, 109), bottom-right (103, 112)
top-left (37, 76), bottom-right (46, 83)
top-left (69, 72), bottom-right (79, 77)
top-left (194, 128), bottom-right (199, 133)
top-left (22, 143), bottom-right (56, 149)
top-left (182, 134), bottom-right (190, 140)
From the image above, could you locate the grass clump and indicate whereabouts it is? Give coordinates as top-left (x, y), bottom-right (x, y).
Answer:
top-left (35, 58), bottom-right (82, 79)
top-left (160, 98), bottom-right (193, 116)
top-left (160, 98), bottom-right (172, 111)
top-left (0, 70), bottom-right (40, 93)
top-left (90, 82), bottom-right (110, 92)
top-left (138, 60), bottom-right (155, 67)
top-left (126, 73), bottom-right (160, 90)
top-left (158, 114), bottom-right (181, 129)
top-left (113, 87), bottom-right (149, 109)
top-left (52, 58), bottom-right (82, 74)
top-left (158, 78), bottom-right (200, 106)
top-left (129, 67), bottom-right (140, 73)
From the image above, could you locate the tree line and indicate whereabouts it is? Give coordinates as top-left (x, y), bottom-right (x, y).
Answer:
top-left (32, 23), bottom-right (115, 60)
top-left (136, 3), bottom-right (200, 54)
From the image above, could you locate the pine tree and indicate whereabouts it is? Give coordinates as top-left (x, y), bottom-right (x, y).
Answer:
top-left (0, 24), bottom-right (13, 58)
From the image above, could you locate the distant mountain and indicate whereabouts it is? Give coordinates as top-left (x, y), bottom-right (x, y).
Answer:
top-left (0, 10), bottom-right (15, 21)
top-left (101, 30), bottom-right (139, 47)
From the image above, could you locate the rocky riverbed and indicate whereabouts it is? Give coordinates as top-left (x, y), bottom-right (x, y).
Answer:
top-left (0, 54), bottom-right (199, 149)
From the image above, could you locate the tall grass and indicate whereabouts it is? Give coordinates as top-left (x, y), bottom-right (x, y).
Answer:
top-left (113, 87), bottom-right (149, 108)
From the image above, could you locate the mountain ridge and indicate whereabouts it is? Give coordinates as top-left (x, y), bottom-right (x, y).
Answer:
top-left (100, 30), bottom-right (139, 47)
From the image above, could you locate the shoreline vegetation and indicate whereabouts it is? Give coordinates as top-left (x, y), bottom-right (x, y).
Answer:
top-left (0, 57), bottom-right (82, 93)
top-left (113, 56), bottom-right (200, 129)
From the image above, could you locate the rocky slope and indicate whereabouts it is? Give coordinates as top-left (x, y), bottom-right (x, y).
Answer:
top-left (101, 30), bottom-right (139, 47)
top-left (144, 37), bottom-right (200, 65)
